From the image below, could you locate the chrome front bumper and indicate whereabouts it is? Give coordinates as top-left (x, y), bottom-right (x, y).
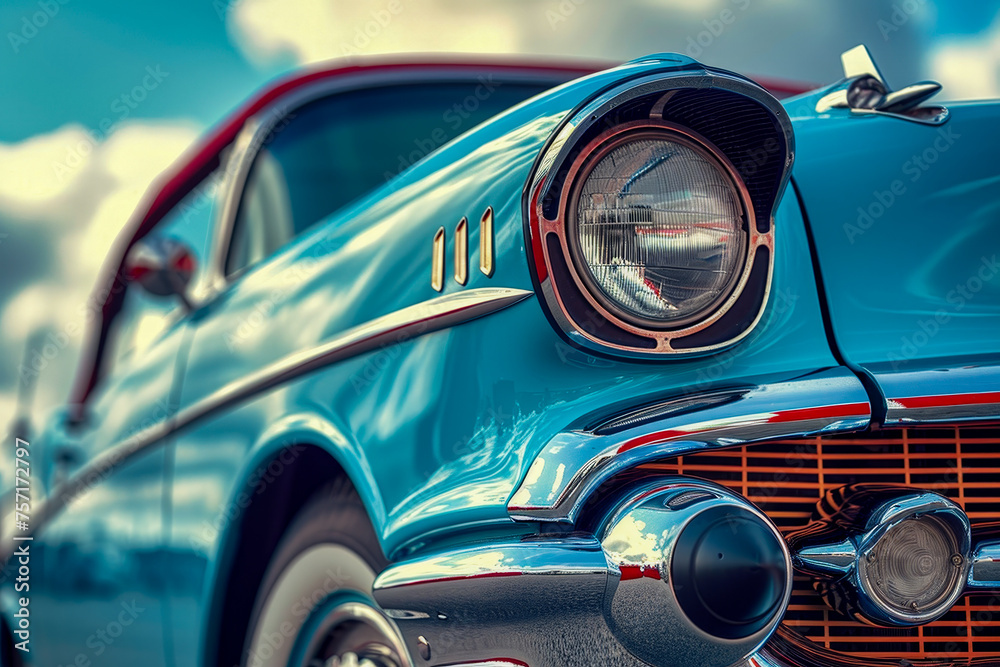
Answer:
top-left (373, 535), bottom-right (897, 667)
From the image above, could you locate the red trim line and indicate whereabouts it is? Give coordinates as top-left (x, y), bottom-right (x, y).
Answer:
top-left (892, 392), bottom-right (1000, 409)
top-left (617, 402), bottom-right (870, 454)
top-left (527, 182), bottom-right (548, 283)
top-left (618, 564), bottom-right (662, 581)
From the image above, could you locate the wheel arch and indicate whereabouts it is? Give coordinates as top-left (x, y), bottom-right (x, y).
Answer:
top-left (200, 412), bottom-right (386, 667)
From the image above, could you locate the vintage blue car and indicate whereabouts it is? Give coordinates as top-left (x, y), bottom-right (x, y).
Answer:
top-left (2, 46), bottom-right (999, 667)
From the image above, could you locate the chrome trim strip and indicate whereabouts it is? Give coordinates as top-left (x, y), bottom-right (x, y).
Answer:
top-left (507, 367), bottom-right (871, 523)
top-left (374, 536), bottom-right (610, 592)
top-left (968, 524), bottom-right (1000, 590)
top-left (0, 287), bottom-right (533, 558)
top-left (866, 358), bottom-right (1000, 426)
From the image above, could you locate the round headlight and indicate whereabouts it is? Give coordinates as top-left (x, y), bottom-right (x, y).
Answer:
top-left (568, 129), bottom-right (749, 330)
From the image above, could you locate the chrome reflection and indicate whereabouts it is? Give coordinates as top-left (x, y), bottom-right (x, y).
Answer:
top-left (787, 484), bottom-right (972, 627)
top-left (569, 126), bottom-right (749, 328)
top-left (376, 481), bottom-right (791, 667)
top-left (597, 478), bottom-right (791, 667)
top-left (508, 367), bottom-right (871, 523)
top-left (866, 358), bottom-right (1000, 426)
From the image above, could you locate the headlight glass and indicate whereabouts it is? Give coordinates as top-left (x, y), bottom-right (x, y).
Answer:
top-left (570, 131), bottom-right (748, 328)
top-left (863, 516), bottom-right (962, 616)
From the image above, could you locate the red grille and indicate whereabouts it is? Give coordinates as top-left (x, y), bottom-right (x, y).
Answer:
top-left (638, 426), bottom-right (1000, 663)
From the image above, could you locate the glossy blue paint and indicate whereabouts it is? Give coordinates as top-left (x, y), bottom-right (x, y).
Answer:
top-left (787, 93), bottom-right (1000, 370)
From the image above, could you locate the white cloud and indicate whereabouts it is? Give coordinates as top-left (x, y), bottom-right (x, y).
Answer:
top-left (0, 124), bottom-right (94, 218)
top-left (929, 12), bottom-right (1000, 100)
top-left (230, 0), bottom-right (522, 66)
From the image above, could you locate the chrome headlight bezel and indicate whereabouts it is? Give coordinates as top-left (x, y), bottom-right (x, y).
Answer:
top-left (563, 121), bottom-right (754, 333)
top-left (524, 67), bottom-right (793, 359)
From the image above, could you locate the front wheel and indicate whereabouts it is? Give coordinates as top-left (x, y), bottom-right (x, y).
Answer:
top-left (242, 479), bottom-right (412, 667)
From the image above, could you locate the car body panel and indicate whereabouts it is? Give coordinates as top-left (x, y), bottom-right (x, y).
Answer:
top-left (788, 97), bottom-right (1000, 370)
top-left (2, 58), bottom-right (833, 666)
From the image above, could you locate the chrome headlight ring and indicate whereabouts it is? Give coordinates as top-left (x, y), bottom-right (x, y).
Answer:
top-left (525, 69), bottom-right (792, 359)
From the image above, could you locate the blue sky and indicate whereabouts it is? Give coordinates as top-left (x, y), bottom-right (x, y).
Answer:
top-left (0, 0), bottom-right (277, 142)
top-left (1, 0), bottom-right (998, 430)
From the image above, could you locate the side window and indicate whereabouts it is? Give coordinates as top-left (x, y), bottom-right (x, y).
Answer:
top-left (224, 80), bottom-right (550, 277)
top-left (108, 170), bottom-right (221, 367)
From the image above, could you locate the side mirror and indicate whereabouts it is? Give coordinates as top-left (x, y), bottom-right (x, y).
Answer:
top-left (124, 236), bottom-right (196, 309)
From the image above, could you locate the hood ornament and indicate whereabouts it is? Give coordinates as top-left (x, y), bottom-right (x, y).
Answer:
top-left (816, 45), bottom-right (948, 125)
